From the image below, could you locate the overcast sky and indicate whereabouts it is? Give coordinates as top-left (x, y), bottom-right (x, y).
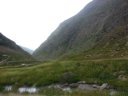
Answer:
top-left (0, 0), bottom-right (92, 50)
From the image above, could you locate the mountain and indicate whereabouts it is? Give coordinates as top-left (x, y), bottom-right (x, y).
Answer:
top-left (21, 46), bottom-right (33, 54)
top-left (0, 33), bottom-right (34, 64)
top-left (33, 0), bottom-right (128, 60)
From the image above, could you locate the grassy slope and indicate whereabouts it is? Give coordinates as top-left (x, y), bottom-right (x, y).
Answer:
top-left (33, 0), bottom-right (128, 61)
top-left (0, 48), bottom-right (36, 65)
top-left (0, 59), bottom-right (127, 90)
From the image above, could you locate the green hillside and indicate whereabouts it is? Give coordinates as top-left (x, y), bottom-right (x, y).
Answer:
top-left (33, 0), bottom-right (128, 61)
top-left (0, 33), bottom-right (34, 65)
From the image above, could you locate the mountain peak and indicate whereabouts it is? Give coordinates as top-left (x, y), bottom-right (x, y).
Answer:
top-left (0, 32), bottom-right (4, 37)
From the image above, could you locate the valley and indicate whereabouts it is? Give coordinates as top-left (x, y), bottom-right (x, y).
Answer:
top-left (0, 0), bottom-right (128, 95)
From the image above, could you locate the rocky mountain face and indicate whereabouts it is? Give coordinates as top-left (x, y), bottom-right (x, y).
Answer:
top-left (33, 0), bottom-right (128, 60)
top-left (0, 33), bottom-right (34, 63)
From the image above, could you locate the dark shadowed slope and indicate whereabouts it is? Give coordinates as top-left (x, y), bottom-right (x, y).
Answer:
top-left (33, 0), bottom-right (128, 60)
top-left (0, 33), bottom-right (34, 63)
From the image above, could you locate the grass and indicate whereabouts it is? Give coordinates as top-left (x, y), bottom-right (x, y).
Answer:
top-left (0, 59), bottom-right (127, 89)
top-left (0, 90), bottom-right (128, 96)
top-left (39, 89), bottom-right (110, 96)
top-left (0, 58), bottom-right (128, 96)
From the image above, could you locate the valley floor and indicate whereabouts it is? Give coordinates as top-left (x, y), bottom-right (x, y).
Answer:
top-left (0, 58), bottom-right (128, 96)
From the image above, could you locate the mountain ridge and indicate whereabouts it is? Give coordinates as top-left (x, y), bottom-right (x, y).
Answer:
top-left (0, 33), bottom-right (34, 63)
top-left (33, 0), bottom-right (128, 60)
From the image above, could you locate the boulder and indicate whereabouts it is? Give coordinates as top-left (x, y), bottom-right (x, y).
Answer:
top-left (78, 84), bottom-right (97, 91)
top-left (100, 83), bottom-right (109, 90)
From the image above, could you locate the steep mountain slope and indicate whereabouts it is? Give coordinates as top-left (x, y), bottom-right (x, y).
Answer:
top-left (0, 33), bottom-right (34, 64)
top-left (33, 0), bottom-right (128, 60)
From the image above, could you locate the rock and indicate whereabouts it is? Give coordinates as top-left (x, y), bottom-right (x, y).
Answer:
top-left (18, 87), bottom-right (37, 94)
top-left (61, 83), bottom-right (69, 88)
top-left (48, 84), bottom-right (61, 89)
top-left (113, 71), bottom-right (126, 76)
top-left (92, 84), bottom-right (100, 89)
top-left (118, 75), bottom-right (127, 81)
top-left (27, 87), bottom-right (37, 94)
top-left (48, 83), bottom-right (70, 89)
top-left (62, 87), bottom-right (72, 93)
top-left (21, 64), bottom-right (26, 66)
top-left (78, 84), bottom-right (97, 91)
top-left (69, 83), bottom-right (78, 88)
top-left (100, 83), bottom-right (109, 90)
top-left (18, 87), bottom-right (27, 93)
top-left (4, 86), bottom-right (12, 91)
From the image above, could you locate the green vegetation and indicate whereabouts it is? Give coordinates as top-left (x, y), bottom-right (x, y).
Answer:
top-left (33, 0), bottom-right (128, 61)
top-left (39, 89), bottom-right (109, 96)
top-left (0, 33), bottom-right (34, 64)
top-left (0, 89), bottom-right (128, 96)
top-left (0, 59), bottom-right (127, 91)
top-left (0, 91), bottom-right (111, 96)
top-left (0, 0), bottom-right (128, 95)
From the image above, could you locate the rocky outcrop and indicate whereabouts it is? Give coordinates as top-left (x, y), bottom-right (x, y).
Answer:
top-left (3, 81), bottom-right (117, 95)
top-left (46, 82), bottom-right (113, 92)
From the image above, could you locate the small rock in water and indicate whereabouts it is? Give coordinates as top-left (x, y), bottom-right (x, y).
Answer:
top-left (100, 83), bottom-right (108, 90)
top-left (27, 87), bottom-right (37, 94)
top-left (78, 84), bottom-right (97, 91)
top-left (69, 83), bottom-right (78, 88)
top-left (62, 87), bottom-right (72, 93)
top-left (18, 87), bottom-right (37, 94)
top-left (5, 86), bottom-right (12, 91)
top-left (18, 87), bottom-right (26, 93)
top-left (48, 84), bottom-right (61, 89)
top-left (21, 64), bottom-right (26, 66)
top-left (92, 84), bottom-right (100, 89)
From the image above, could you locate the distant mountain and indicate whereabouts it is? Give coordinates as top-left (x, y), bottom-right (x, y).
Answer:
top-left (21, 46), bottom-right (33, 54)
top-left (0, 33), bottom-right (34, 64)
top-left (33, 0), bottom-right (128, 60)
